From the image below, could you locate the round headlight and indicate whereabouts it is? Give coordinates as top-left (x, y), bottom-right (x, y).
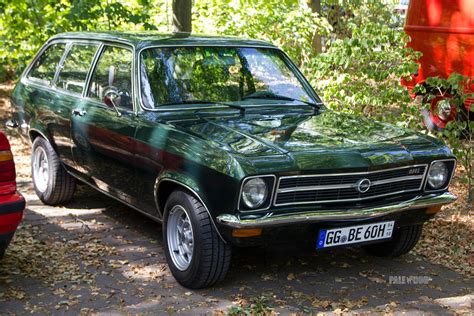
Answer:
top-left (241, 178), bottom-right (268, 209)
top-left (427, 161), bottom-right (448, 189)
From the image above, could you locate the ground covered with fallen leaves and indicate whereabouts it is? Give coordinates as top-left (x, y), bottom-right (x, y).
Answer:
top-left (413, 175), bottom-right (473, 278)
top-left (0, 82), bottom-right (472, 314)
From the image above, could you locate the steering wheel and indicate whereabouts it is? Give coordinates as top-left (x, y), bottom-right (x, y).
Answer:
top-left (102, 86), bottom-right (120, 108)
top-left (102, 86), bottom-right (119, 99)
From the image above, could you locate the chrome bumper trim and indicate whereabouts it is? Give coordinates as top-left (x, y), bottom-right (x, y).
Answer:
top-left (216, 192), bottom-right (457, 229)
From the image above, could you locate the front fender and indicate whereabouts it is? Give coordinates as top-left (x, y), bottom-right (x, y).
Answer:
top-left (156, 171), bottom-right (204, 199)
top-left (156, 172), bottom-right (229, 243)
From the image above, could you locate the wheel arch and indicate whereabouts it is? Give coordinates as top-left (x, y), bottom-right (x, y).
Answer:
top-left (29, 129), bottom-right (46, 142)
top-left (155, 176), bottom-right (227, 243)
top-left (28, 127), bottom-right (55, 148)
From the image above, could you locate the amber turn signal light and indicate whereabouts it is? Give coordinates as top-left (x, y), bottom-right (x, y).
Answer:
top-left (426, 206), bottom-right (442, 214)
top-left (232, 228), bottom-right (262, 237)
top-left (0, 151), bottom-right (13, 162)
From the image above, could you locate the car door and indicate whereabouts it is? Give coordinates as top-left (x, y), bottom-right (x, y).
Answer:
top-left (51, 42), bottom-right (101, 169)
top-left (71, 44), bottom-right (140, 206)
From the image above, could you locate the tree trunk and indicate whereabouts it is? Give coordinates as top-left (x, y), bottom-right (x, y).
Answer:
top-left (172, 0), bottom-right (192, 33)
top-left (308, 0), bottom-right (322, 54)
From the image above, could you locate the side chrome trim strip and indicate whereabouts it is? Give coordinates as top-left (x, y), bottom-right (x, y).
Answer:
top-left (217, 192), bottom-right (457, 229)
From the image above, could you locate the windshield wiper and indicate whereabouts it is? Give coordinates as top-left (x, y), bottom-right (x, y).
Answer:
top-left (242, 91), bottom-right (322, 111)
top-left (158, 100), bottom-right (246, 115)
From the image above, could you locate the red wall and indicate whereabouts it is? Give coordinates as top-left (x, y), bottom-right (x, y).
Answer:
top-left (403, 0), bottom-right (474, 93)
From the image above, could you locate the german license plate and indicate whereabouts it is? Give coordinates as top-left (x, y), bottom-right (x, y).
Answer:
top-left (317, 221), bottom-right (395, 249)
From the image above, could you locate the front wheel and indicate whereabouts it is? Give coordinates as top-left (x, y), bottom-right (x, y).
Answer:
top-left (363, 224), bottom-right (423, 257)
top-left (163, 190), bottom-right (231, 289)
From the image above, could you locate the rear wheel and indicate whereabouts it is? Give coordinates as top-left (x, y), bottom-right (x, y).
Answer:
top-left (363, 224), bottom-right (423, 257)
top-left (163, 190), bottom-right (231, 289)
top-left (31, 137), bottom-right (76, 205)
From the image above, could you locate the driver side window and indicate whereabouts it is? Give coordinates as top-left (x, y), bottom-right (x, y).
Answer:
top-left (88, 45), bottom-right (133, 110)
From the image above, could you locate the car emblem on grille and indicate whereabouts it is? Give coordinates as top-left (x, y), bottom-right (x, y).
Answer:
top-left (356, 178), bottom-right (371, 193)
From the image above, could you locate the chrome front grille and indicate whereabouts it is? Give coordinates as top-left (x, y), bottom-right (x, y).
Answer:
top-left (274, 165), bottom-right (428, 206)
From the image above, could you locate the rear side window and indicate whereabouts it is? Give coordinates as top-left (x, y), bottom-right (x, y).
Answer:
top-left (56, 43), bottom-right (99, 94)
top-left (27, 43), bottom-right (66, 85)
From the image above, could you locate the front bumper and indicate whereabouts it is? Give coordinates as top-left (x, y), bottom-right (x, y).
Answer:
top-left (216, 192), bottom-right (457, 229)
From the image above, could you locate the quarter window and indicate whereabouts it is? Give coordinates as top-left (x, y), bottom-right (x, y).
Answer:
top-left (27, 43), bottom-right (66, 85)
top-left (88, 46), bottom-right (133, 110)
top-left (56, 44), bottom-right (99, 94)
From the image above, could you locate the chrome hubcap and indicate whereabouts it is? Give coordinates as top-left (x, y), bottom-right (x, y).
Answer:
top-left (437, 99), bottom-right (452, 121)
top-left (33, 146), bottom-right (49, 193)
top-left (167, 205), bottom-right (194, 271)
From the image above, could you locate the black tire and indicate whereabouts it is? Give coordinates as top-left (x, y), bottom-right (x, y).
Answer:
top-left (163, 190), bottom-right (231, 289)
top-left (0, 248), bottom-right (5, 259)
top-left (31, 137), bottom-right (76, 205)
top-left (363, 224), bottom-right (423, 257)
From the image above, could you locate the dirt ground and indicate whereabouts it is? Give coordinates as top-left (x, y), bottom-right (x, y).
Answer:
top-left (0, 82), bottom-right (472, 315)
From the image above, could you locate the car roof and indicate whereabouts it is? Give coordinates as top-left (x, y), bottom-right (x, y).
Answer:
top-left (49, 31), bottom-right (277, 51)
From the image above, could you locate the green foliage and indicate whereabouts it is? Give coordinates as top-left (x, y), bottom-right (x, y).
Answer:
top-left (414, 73), bottom-right (474, 202)
top-left (305, 1), bottom-right (422, 127)
top-left (0, 0), bottom-right (162, 80)
top-left (194, 0), bottom-right (332, 66)
top-left (193, 1), bottom-right (423, 129)
top-left (1, 0), bottom-right (470, 198)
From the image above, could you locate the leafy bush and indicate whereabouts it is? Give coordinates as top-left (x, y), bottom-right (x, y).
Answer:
top-left (0, 0), bottom-right (160, 80)
top-left (304, 1), bottom-right (422, 127)
top-left (194, 1), bottom-right (422, 128)
top-left (194, 0), bottom-right (332, 66)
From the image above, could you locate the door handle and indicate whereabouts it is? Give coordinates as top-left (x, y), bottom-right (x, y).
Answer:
top-left (72, 109), bottom-right (87, 116)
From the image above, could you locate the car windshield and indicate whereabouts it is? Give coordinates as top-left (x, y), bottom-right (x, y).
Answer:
top-left (139, 46), bottom-right (318, 109)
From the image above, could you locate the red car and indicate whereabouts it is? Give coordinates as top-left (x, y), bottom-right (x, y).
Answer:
top-left (0, 132), bottom-right (25, 258)
top-left (402, 0), bottom-right (474, 130)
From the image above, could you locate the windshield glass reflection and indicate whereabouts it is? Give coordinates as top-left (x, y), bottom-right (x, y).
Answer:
top-left (140, 47), bottom-right (315, 109)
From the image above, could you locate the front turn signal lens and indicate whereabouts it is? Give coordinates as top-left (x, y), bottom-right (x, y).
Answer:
top-left (232, 228), bottom-right (262, 238)
top-left (426, 206), bottom-right (442, 214)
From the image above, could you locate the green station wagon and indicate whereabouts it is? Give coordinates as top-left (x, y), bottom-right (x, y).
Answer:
top-left (10, 32), bottom-right (457, 288)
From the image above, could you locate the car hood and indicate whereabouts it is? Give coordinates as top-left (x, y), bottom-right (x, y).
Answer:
top-left (165, 109), bottom-right (449, 172)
